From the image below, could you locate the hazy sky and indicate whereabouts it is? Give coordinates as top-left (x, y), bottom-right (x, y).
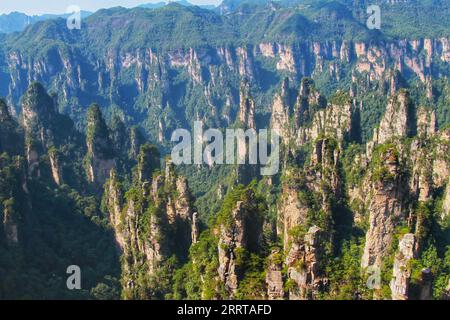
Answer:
top-left (0, 0), bottom-right (221, 15)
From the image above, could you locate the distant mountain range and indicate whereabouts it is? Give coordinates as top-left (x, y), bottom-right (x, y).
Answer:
top-left (0, 11), bottom-right (92, 34)
top-left (0, 1), bottom-right (218, 34)
top-left (139, 0), bottom-right (217, 10)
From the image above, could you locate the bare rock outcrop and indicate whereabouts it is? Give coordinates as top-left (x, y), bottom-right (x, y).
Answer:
top-left (103, 150), bottom-right (196, 292)
top-left (390, 233), bottom-right (416, 300)
top-left (218, 201), bottom-right (247, 296)
top-left (238, 81), bottom-right (255, 129)
top-left (432, 128), bottom-right (450, 189)
top-left (361, 146), bottom-right (408, 270)
top-left (296, 91), bottom-right (354, 147)
top-left (285, 226), bottom-right (325, 300)
top-left (270, 79), bottom-right (291, 143)
top-left (442, 178), bottom-right (450, 219)
top-left (217, 190), bottom-right (262, 297)
top-left (85, 104), bottom-right (116, 187)
top-left (48, 148), bottom-right (63, 186)
top-left (367, 90), bottom-right (413, 158)
top-left (278, 180), bottom-right (308, 250)
top-left (266, 249), bottom-right (284, 300)
top-left (104, 170), bottom-right (126, 251)
top-left (293, 78), bottom-right (326, 129)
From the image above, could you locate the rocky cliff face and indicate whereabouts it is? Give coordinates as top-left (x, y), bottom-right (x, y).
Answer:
top-left (17, 82), bottom-right (82, 187)
top-left (390, 233), bottom-right (416, 300)
top-left (409, 108), bottom-right (436, 202)
top-left (238, 81), bottom-right (255, 129)
top-left (361, 145), bottom-right (408, 270)
top-left (270, 78), bottom-right (291, 143)
top-left (309, 102), bottom-right (354, 144)
top-left (21, 82), bottom-right (58, 177)
top-left (217, 189), bottom-right (263, 297)
top-left (409, 111), bottom-right (449, 207)
top-left (278, 174), bottom-right (308, 250)
top-left (442, 179), bottom-right (450, 219)
top-left (294, 78), bottom-right (326, 129)
top-left (2, 35), bottom-right (448, 140)
top-left (278, 135), bottom-right (345, 299)
top-left (271, 76), bottom-right (355, 298)
top-left (432, 128), bottom-right (450, 189)
top-left (103, 148), bottom-right (195, 297)
top-left (217, 200), bottom-right (247, 296)
top-left (265, 249), bottom-right (284, 300)
top-left (269, 76), bottom-right (357, 155)
top-left (48, 148), bottom-right (63, 186)
top-left (285, 226), bottom-right (325, 300)
top-left (366, 90), bottom-right (413, 158)
top-left (85, 104), bottom-right (116, 187)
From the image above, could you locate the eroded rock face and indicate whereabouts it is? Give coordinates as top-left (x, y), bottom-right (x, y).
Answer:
top-left (442, 178), bottom-right (450, 219)
top-left (367, 90), bottom-right (413, 158)
top-left (26, 144), bottom-right (40, 178)
top-left (191, 212), bottom-right (199, 244)
top-left (21, 83), bottom-right (57, 177)
top-left (129, 126), bottom-right (144, 159)
top-left (165, 170), bottom-right (195, 259)
top-left (285, 226), bottom-right (325, 300)
top-left (361, 147), bottom-right (407, 270)
top-left (390, 233), bottom-right (416, 300)
top-left (48, 149), bottom-right (63, 186)
top-left (103, 153), bottom-right (195, 289)
top-left (416, 107), bottom-right (436, 139)
top-left (6, 38), bottom-right (448, 112)
top-left (407, 108), bottom-right (449, 215)
top-left (87, 156), bottom-right (115, 187)
top-left (266, 249), bottom-right (284, 300)
top-left (21, 82), bottom-right (57, 148)
top-left (409, 119), bottom-right (449, 206)
top-left (85, 104), bottom-right (116, 187)
top-left (217, 190), bottom-right (262, 297)
top-left (432, 128), bottom-right (450, 189)
top-left (277, 133), bottom-right (343, 300)
top-left (174, 177), bottom-right (193, 221)
top-left (279, 182), bottom-right (308, 250)
top-left (104, 170), bottom-right (125, 251)
top-left (293, 78), bottom-right (325, 128)
top-left (409, 138), bottom-right (433, 202)
top-left (238, 81), bottom-right (255, 129)
top-left (270, 79), bottom-right (291, 143)
top-left (309, 137), bottom-right (342, 200)
top-left (294, 86), bottom-right (355, 150)
top-left (218, 201), bottom-right (247, 296)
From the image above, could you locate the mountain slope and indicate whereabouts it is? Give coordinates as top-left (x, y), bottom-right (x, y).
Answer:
top-left (0, 0), bottom-right (449, 300)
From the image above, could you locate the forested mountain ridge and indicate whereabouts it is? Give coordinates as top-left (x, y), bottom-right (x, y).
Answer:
top-left (0, 0), bottom-right (449, 300)
top-left (0, 1), bottom-right (448, 137)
